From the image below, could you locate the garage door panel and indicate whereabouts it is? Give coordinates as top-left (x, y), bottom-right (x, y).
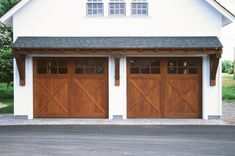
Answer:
top-left (164, 57), bottom-right (201, 118)
top-left (127, 57), bottom-right (202, 118)
top-left (35, 78), bottom-right (69, 117)
top-left (127, 59), bottom-right (162, 118)
top-left (34, 58), bottom-right (108, 118)
top-left (71, 78), bottom-right (107, 117)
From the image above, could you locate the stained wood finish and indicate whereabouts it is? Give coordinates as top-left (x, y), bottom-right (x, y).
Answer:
top-left (210, 54), bottom-right (221, 86)
top-left (127, 57), bottom-right (202, 118)
top-left (14, 49), bottom-right (221, 86)
top-left (115, 57), bottom-right (120, 86)
top-left (15, 54), bottom-right (26, 86)
top-left (14, 48), bottom-right (222, 56)
top-left (33, 58), bottom-right (108, 118)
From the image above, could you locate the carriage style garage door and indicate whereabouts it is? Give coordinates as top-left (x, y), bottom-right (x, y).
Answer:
top-left (127, 57), bottom-right (202, 118)
top-left (33, 58), bottom-right (108, 118)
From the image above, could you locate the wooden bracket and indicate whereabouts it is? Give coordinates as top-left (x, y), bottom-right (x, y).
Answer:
top-left (210, 54), bottom-right (221, 86)
top-left (14, 53), bottom-right (26, 86)
top-left (114, 55), bottom-right (121, 86)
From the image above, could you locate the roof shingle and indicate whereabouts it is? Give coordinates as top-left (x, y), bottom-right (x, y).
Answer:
top-left (13, 37), bottom-right (223, 49)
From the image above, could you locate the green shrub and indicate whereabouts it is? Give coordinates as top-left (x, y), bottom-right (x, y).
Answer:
top-left (0, 83), bottom-right (13, 99)
top-left (222, 60), bottom-right (234, 74)
top-left (0, 104), bottom-right (13, 114)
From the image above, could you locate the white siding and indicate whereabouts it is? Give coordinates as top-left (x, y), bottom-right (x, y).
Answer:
top-left (13, 0), bottom-right (222, 40)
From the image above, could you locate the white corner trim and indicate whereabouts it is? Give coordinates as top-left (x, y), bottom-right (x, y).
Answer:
top-left (0, 0), bottom-right (31, 25)
top-left (206, 0), bottom-right (235, 25)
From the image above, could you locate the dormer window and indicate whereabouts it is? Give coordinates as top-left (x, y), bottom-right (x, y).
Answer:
top-left (87, 0), bottom-right (104, 16)
top-left (131, 0), bottom-right (148, 16)
top-left (109, 0), bottom-right (126, 16)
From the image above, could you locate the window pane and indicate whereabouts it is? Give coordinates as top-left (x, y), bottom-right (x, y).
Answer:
top-left (87, 3), bottom-right (92, 8)
top-left (98, 9), bottom-right (103, 14)
top-left (110, 4), bottom-right (114, 8)
top-left (189, 60), bottom-right (198, 67)
top-left (48, 68), bottom-right (57, 74)
top-left (96, 67), bottom-right (105, 74)
top-left (130, 68), bottom-right (139, 74)
top-left (75, 68), bottom-right (84, 74)
top-left (132, 9), bottom-right (136, 14)
top-left (48, 61), bottom-right (57, 67)
top-left (38, 61), bottom-right (47, 67)
top-left (98, 4), bottom-right (103, 8)
top-left (151, 68), bottom-right (160, 74)
top-left (120, 4), bottom-right (125, 8)
top-left (58, 68), bottom-right (67, 74)
top-left (178, 60), bottom-right (187, 67)
top-left (168, 60), bottom-right (177, 66)
top-left (178, 68), bottom-right (188, 74)
top-left (142, 4), bottom-right (147, 8)
top-left (38, 67), bottom-right (47, 74)
top-left (189, 68), bottom-right (198, 74)
top-left (140, 68), bottom-right (150, 74)
top-left (151, 60), bottom-right (160, 66)
top-left (142, 9), bottom-right (147, 15)
top-left (120, 9), bottom-right (125, 14)
top-left (115, 9), bottom-right (119, 14)
top-left (130, 60), bottom-right (151, 66)
top-left (168, 67), bottom-right (177, 74)
top-left (110, 9), bottom-right (114, 14)
top-left (88, 9), bottom-right (92, 14)
top-left (58, 61), bottom-right (67, 66)
top-left (86, 68), bottom-right (95, 74)
top-left (93, 9), bottom-right (97, 14)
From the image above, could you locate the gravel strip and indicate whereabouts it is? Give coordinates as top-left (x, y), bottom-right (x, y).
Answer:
top-left (223, 102), bottom-right (235, 124)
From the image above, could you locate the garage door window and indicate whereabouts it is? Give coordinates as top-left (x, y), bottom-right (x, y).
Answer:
top-left (168, 59), bottom-right (198, 75)
top-left (129, 59), bottom-right (160, 74)
top-left (75, 60), bottom-right (106, 74)
top-left (37, 61), bottom-right (68, 74)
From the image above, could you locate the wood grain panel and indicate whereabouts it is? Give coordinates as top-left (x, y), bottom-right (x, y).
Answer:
top-left (33, 57), bottom-right (108, 118)
top-left (127, 57), bottom-right (202, 118)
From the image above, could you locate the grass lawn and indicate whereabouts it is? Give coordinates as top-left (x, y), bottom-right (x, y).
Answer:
top-left (222, 73), bottom-right (235, 103)
top-left (0, 83), bottom-right (13, 114)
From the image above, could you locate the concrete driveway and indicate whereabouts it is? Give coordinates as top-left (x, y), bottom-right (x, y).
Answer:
top-left (0, 125), bottom-right (235, 156)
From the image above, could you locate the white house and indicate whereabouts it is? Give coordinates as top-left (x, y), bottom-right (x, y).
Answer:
top-left (0, 0), bottom-right (234, 120)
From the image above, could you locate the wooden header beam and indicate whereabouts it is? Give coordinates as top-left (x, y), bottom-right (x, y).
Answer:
top-left (14, 48), bottom-right (222, 55)
top-left (13, 48), bottom-right (222, 86)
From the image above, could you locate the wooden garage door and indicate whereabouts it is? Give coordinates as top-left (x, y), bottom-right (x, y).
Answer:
top-left (127, 57), bottom-right (202, 118)
top-left (33, 58), bottom-right (108, 118)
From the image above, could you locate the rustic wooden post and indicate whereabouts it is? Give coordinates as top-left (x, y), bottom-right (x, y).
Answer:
top-left (114, 55), bottom-right (121, 86)
top-left (14, 53), bottom-right (26, 86)
top-left (210, 54), bottom-right (221, 86)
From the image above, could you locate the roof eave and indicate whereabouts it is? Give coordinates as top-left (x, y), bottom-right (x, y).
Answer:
top-left (206, 0), bottom-right (235, 26)
top-left (0, 0), bottom-right (31, 27)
